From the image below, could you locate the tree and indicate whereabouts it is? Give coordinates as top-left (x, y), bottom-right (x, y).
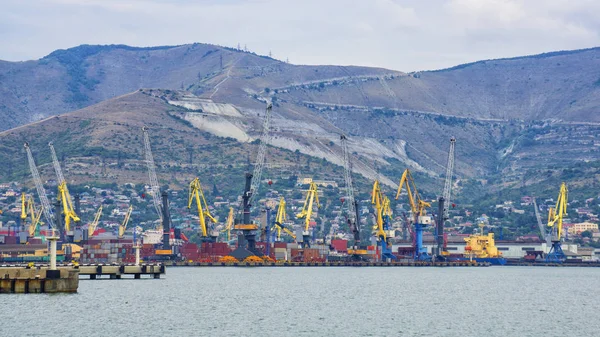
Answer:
top-left (581, 230), bottom-right (593, 238)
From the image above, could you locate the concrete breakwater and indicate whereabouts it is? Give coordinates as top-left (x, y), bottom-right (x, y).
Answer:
top-left (0, 265), bottom-right (79, 293)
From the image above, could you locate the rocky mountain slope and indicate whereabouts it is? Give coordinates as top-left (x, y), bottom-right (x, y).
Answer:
top-left (1, 44), bottom-right (599, 199)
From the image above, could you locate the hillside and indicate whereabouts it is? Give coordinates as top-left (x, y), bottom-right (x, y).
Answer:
top-left (1, 44), bottom-right (599, 201)
top-left (0, 44), bottom-right (399, 131)
top-left (0, 90), bottom-right (394, 201)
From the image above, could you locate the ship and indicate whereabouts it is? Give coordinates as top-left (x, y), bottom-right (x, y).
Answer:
top-left (452, 221), bottom-right (506, 265)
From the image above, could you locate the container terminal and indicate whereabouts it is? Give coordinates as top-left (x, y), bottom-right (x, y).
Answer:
top-left (1, 103), bottom-right (598, 271)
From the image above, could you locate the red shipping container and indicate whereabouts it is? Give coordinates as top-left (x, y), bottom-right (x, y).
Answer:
top-left (331, 239), bottom-right (348, 252)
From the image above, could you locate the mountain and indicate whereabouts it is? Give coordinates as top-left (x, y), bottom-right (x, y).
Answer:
top-left (1, 44), bottom-right (600, 200)
top-left (0, 44), bottom-right (398, 130)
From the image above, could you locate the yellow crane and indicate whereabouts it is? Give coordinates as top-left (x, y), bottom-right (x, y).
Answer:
top-left (395, 169), bottom-right (431, 220)
top-left (371, 181), bottom-right (397, 260)
top-left (118, 205), bottom-right (133, 239)
top-left (57, 181), bottom-right (80, 233)
top-left (87, 206), bottom-right (103, 239)
top-left (395, 168), bottom-right (432, 260)
top-left (546, 182), bottom-right (568, 262)
top-left (221, 207), bottom-right (235, 241)
top-left (296, 182), bottom-right (320, 247)
top-left (273, 197), bottom-right (296, 240)
top-left (21, 193), bottom-right (43, 238)
top-left (49, 143), bottom-right (80, 235)
top-left (187, 178), bottom-right (217, 241)
top-left (371, 180), bottom-right (386, 241)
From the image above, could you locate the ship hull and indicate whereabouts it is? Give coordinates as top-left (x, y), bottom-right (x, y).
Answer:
top-left (451, 257), bottom-right (506, 265)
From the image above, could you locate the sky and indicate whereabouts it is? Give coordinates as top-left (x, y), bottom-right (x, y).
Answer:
top-left (1, 0), bottom-right (599, 71)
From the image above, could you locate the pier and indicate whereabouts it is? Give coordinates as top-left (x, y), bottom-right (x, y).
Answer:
top-left (78, 263), bottom-right (165, 279)
top-left (0, 265), bottom-right (79, 293)
top-left (164, 261), bottom-right (491, 267)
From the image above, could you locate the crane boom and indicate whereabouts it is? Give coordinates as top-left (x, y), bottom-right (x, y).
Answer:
top-left (24, 142), bottom-right (56, 230)
top-left (22, 194), bottom-right (43, 237)
top-left (187, 178), bottom-right (217, 238)
top-left (532, 197), bottom-right (549, 244)
top-left (221, 207), bottom-right (235, 241)
top-left (547, 183), bottom-right (568, 241)
top-left (395, 169), bottom-right (431, 221)
top-left (272, 197), bottom-right (296, 240)
top-left (49, 142), bottom-right (80, 232)
top-left (20, 193), bottom-right (27, 222)
top-left (88, 205), bottom-right (103, 238)
top-left (118, 205), bottom-right (133, 239)
top-left (341, 135), bottom-right (361, 243)
top-left (442, 137), bottom-right (456, 219)
top-left (49, 142), bottom-right (66, 185)
top-left (142, 126), bottom-right (163, 222)
top-left (249, 102), bottom-right (273, 203)
top-left (296, 182), bottom-right (320, 231)
top-left (371, 180), bottom-right (387, 241)
top-left (546, 182), bottom-right (568, 262)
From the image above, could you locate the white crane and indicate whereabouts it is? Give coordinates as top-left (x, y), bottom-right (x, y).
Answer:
top-left (442, 137), bottom-right (456, 220)
top-left (533, 197), bottom-right (550, 245)
top-left (341, 135), bottom-right (356, 222)
top-left (24, 142), bottom-right (56, 230)
top-left (341, 134), bottom-right (360, 245)
top-left (49, 142), bottom-right (66, 186)
top-left (142, 126), bottom-right (163, 222)
top-left (249, 102), bottom-right (273, 202)
top-left (25, 142), bottom-right (60, 270)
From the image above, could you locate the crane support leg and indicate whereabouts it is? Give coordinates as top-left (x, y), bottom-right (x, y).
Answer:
top-left (546, 241), bottom-right (565, 263)
top-left (415, 223), bottom-right (431, 261)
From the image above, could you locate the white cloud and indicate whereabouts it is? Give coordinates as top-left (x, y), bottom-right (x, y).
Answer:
top-left (0, 0), bottom-right (598, 71)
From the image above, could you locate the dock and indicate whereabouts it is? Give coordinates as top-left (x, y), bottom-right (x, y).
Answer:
top-left (0, 265), bottom-right (79, 293)
top-left (78, 263), bottom-right (165, 279)
top-left (163, 261), bottom-right (491, 267)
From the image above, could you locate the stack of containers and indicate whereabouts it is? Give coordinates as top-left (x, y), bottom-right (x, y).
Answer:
top-left (273, 242), bottom-right (287, 261)
top-left (199, 242), bottom-right (231, 261)
top-left (254, 242), bottom-right (267, 255)
top-left (80, 239), bottom-right (132, 263)
top-left (302, 248), bottom-right (321, 262)
top-left (331, 239), bottom-right (348, 253)
top-left (311, 244), bottom-right (330, 260)
top-left (181, 243), bottom-right (200, 261)
top-left (287, 242), bottom-right (299, 261)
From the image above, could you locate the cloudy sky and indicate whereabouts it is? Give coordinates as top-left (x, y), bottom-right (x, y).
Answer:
top-left (1, 0), bottom-right (599, 71)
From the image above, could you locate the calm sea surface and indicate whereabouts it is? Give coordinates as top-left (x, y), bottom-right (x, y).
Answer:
top-left (3, 266), bottom-right (599, 336)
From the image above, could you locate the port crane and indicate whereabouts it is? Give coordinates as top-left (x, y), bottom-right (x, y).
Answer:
top-left (87, 205), bottom-right (103, 238)
top-left (546, 182), bottom-right (568, 262)
top-left (25, 142), bottom-right (60, 271)
top-left (249, 102), bottom-right (273, 205)
top-left (187, 178), bottom-right (217, 242)
top-left (142, 126), bottom-right (163, 226)
top-left (118, 205), bottom-right (133, 239)
top-left (49, 142), bottom-right (80, 240)
top-left (296, 182), bottom-right (320, 248)
top-left (396, 169), bottom-right (432, 261)
top-left (435, 137), bottom-right (455, 259)
top-left (371, 180), bottom-right (396, 260)
top-left (229, 102), bottom-right (272, 260)
top-left (340, 135), bottom-right (361, 249)
top-left (532, 197), bottom-right (551, 245)
top-left (272, 197), bottom-right (296, 241)
top-left (21, 193), bottom-right (43, 238)
top-left (222, 207), bottom-right (235, 241)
